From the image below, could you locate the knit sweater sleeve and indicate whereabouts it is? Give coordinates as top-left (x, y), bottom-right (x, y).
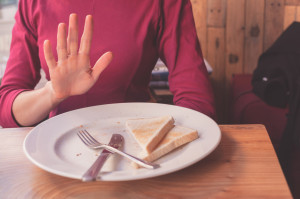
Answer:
top-left (0, 0), bottom-right (41, 127)
top-left (156, 0), bottom-right (216, 119)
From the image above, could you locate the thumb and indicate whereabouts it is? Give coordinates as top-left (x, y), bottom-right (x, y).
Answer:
top-left (92, 51), bottom-right (113, 80)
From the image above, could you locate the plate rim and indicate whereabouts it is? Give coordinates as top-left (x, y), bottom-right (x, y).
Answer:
top-left (23, 102), bottom-right (221, 181)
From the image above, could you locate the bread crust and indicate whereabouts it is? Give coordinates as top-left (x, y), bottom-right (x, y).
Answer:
top-left (133, 125), bottom-right (199, 168)
top-left (125, 115), bottom-right (175, 153)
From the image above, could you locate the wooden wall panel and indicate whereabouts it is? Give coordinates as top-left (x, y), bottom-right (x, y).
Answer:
top-left (297, 6), bottom-right (300, 20)
top-left (264, 0), bottom-right (285, 50)
top-left (207, 28), bottom-right (225, 122)
top-left (207, 0), bottom-right (226, 27)
top-left (284, 6), bottom-right (297, 29)
top-left (225, 0), bottom-right (245, 85)
top-left (244, 0), bottom-right (265, 73)
top-left (285, 0), bottom-right (300, 5)
top-left (191, 0), bottom-right (208, 57)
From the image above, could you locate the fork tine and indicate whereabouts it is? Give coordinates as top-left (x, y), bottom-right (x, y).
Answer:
top-left (77, 131), bottom-right (90, 146)
top-left (78, 130), bottom-right (96, 146)
top-left (81, 129), bottom-right (101, 145)
top-left (78, 129), bottom-right (101, 147)
top-left (77, 129), bottom-right (159, 169)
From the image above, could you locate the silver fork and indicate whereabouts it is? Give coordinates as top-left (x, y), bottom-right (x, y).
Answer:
top-left (77, 130), bottom-right (159, 169)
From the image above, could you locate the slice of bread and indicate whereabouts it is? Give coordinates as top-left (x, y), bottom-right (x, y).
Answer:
top-left (125, 115), bottom-right (175, 153)
top-left (133, 125), bottom-right (199, 168)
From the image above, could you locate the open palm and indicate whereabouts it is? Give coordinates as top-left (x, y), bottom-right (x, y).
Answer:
top-left (43, 14), bottom-right (113, 100)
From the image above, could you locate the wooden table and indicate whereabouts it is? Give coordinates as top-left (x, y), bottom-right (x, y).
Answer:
top-left (0, 124), bottom-right (292, 198)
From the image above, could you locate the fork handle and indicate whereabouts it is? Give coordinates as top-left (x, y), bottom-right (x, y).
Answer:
top-left (101, 145), bottom-right (159, 169)
top-left (82, 150), bottom-right (110, 181)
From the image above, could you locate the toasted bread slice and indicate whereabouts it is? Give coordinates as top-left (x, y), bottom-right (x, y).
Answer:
top-left (133, 125), bottom-right (199, 168)
top-left (125, 115), bottom-right (175, 153)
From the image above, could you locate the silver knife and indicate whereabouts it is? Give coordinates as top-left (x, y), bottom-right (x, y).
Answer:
top-left (82, 134), bottom-right (123, 182)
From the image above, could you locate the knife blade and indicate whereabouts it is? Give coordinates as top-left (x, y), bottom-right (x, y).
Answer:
top-left (82, 134), bottom-right (123, 182)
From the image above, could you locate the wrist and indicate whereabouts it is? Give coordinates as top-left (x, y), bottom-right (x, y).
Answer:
top-left (44, 81), bottom-right (66, 105)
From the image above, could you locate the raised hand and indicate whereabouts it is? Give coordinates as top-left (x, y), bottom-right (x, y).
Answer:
top-left (43, 14), bottom-right (113, 100)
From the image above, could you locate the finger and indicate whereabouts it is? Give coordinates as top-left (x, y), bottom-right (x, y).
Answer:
top-left (67, 13), bottom-right (78, 55)
top-left (43, 40), bottom-right (56, 69)
top-left (79, 15), bottom-right (93, 55)
top-left (91, 51), bottom-right (113, 80)
top-left (57, 23), bottom-right (68, 62)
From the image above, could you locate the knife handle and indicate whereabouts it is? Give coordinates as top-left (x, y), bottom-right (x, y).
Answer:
top-left (82, 150), bottom-right (110, 182)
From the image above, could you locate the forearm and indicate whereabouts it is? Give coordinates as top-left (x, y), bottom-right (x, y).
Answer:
top-left (12, 82), bottom-right (64, 126)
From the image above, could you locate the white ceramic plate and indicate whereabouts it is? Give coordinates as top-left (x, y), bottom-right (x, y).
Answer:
top-left (23, 103), bottom-right (221, 181)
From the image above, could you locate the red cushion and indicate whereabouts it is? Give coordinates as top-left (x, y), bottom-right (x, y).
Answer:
top-left (230, 74), bottom-right (288, 150)
top-left (229, 74), bottom-right (300, 198)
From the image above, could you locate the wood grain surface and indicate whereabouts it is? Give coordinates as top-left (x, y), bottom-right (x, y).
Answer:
top-left (0, 125), bottom-right (292, 199)
top-left (207, 27), bottom-right (226, 122)
top-left (244, 0), bottom-right (264, 74)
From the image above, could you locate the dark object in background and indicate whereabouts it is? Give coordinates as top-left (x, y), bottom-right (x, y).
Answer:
top-left (252, 22), bottom-right (300, 199)
top-left (252, 22), bottom-right (300, 109)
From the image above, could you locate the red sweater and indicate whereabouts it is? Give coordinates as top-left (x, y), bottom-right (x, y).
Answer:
top-left (0, 0), bottom-right (215, 127)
